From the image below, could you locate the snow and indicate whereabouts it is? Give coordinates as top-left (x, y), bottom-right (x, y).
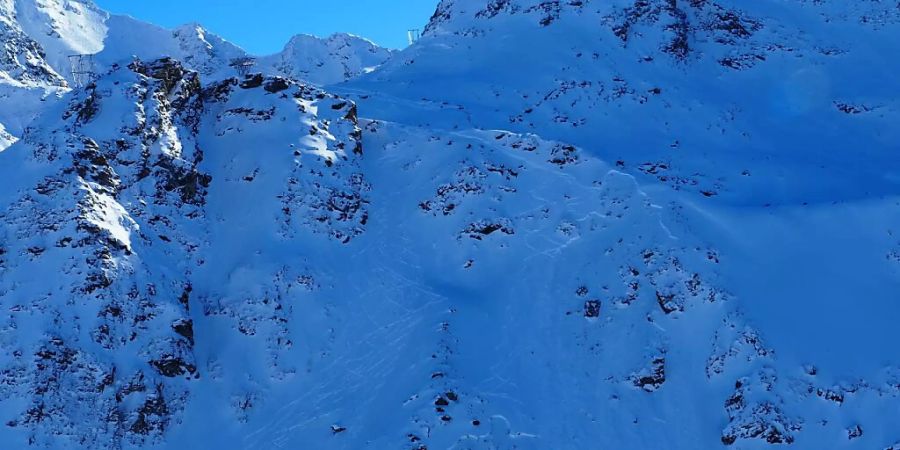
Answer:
top-left (0, 0), bottom-right (899, 449)
top-left (12, 0), bottom-right (108, 73)
top-left (257, 32), bottom-right (394, 86)
top-left (0, 121), bottom-right (17, 150)
top-left (0, 0), bottom-right (393, 151)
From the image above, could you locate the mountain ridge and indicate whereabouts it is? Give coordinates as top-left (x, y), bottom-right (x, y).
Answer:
top-left (0, 0), bottom-right (899, 449)
top-left (0, 0), bottom-right (395, 151)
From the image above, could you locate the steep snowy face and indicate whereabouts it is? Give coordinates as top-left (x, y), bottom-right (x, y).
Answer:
top-left (0, 58), bottom-right (366, 448)
top-left (0, 0), bottom-right (107, 143)
top-left (94, 17), bottom-right (249, 81)
top-left (0, 0), bottom-right (65, 87)
top-left (311, 1), bottom-right (900, 448)
top-left (172, 23), bottom-right (248, 79)
top-left (11, 0), bottom-right (107, 73)
top-left (259, 33), bottom-right (394, 86)
top-left (356, 0), bottom-right (900, 204)
top-left (0, 0), bottom-right (67, 144)
top-left (1, 2), bottom-right (899, 450)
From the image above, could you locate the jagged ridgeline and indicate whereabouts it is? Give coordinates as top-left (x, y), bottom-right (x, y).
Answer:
top-left (0, 0), bottom-right (393, 152)
top-left (0, 0), bottom-right (899, 449)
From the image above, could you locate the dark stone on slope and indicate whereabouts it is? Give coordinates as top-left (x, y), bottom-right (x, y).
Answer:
top-left (583, 300), bottom-right (602, 318)
top-left (264, 77), bottom-right (291, 93)
top-left (240, 73), bottom-right (265, 89)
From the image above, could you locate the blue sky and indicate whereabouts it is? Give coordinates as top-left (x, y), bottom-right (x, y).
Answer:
top-left (93, 0), bottom-right (437, 54)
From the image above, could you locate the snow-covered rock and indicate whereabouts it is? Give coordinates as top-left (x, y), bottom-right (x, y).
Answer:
top-left (0, 0), bottom-right (104, 142)
top-left (95, 16), bottom-right (248, 81)
top-left (0, 57), bottom-right (366, 448)
top-left (258, 33), bottom-right (394, 86)
top-left (0, 0), bottom-right (899, 449)
top-left (0, 0), bottom-right (392, 145)
top-left (0, 121), bottom-right (16, 150)
top-left (10, 0), bottom-right (107, 74)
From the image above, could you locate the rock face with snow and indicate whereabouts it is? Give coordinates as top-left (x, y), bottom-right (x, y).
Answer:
top-left (93, 17), bottom-right (249, 81)
top-left (258, 33), bottom-right (394, 86)
top-left (0, 0), bottom-right (63, 87)
top-left (0, 0), bottom-right (392, 148)
top-left (0, 0), bottom-right (109, 142)
top-left (1, 1), bottom-right (900, 450)
top-left (0, 0), bottom-right (67, 142)
top-left (0, 57), bottom-right (366, 447)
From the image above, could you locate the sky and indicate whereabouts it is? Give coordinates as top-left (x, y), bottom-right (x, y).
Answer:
top-left (92, 0), bottom-right (438, 54)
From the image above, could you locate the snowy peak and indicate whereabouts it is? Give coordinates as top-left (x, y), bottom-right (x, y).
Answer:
top-left (95, 16), bottom-right (248, 81)
top-left (0, 0), bottom-right (107, 86)
top-left (260, 32), bottom-right (394, 86)
top-left (96, 18), bottom-right (393, 86)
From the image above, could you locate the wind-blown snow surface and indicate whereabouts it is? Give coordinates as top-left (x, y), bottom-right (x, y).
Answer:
top-left (1, 0), bottom-right (900, 450)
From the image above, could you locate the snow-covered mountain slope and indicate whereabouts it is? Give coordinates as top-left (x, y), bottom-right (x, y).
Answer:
top-left (0, 1), bottom-right (899, 450)
top-left (0, 0), bottom-right (392, 145)
top-left (0, 0), bottom-right (64, 87)
top-left (258, 33), bottom-right (394, 86)
top-left (95, 16), bottom-right (248, 81)
top-left (351, 0), bottom-right (900, 204)
top-left (0, 0), bottom-right (71, 140)
top-left (10, 0), bottom-right (107, 74)
top-left (0, 58), bottom-right (367, 448)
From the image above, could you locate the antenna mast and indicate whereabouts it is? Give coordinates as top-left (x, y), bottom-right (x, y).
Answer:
top-left (407, 29), bottom-right (421, 46)
top-left (230, 57), bottom-right (257, 77)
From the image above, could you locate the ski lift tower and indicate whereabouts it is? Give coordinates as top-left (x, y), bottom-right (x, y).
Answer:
top-left (230, 57), bottom-right (257, 77)
top-left (68, 54), bottom-right (96, 88)
top-left (407, 29), bottom-right (421, 46)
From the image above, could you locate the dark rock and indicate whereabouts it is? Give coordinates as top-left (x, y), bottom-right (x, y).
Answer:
top-left (240, 73), bottom-right (265, 89)
top-left (583, 300), bottom-right (602, 318)
top-left (264, 77), bottom-right (291, 93)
